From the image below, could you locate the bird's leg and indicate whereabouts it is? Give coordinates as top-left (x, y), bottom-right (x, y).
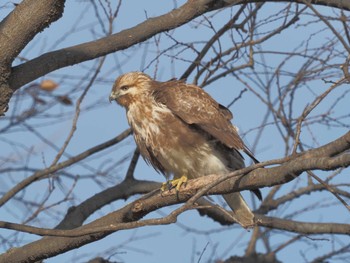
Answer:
top-left (161, 175), bottom-right (188, 192)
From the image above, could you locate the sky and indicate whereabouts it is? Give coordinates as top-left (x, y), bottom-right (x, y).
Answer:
top-left (1, 1), bottom-right (350, 262)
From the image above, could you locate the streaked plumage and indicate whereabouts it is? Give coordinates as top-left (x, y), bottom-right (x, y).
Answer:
top-left (110, 72), bottom-right (261, 227)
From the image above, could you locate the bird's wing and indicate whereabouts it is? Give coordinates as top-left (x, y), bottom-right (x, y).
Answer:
top-left (136, 138), bottom-right (166, 175)
top-left (153, 80), bottom-right (252, 155)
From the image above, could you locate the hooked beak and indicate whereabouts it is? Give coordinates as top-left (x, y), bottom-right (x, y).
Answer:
top-left (109, 91), bottom-right (119, 103)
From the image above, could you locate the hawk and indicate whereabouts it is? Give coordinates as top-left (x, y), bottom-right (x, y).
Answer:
top-left (109, 72), bottom-right (261, 227)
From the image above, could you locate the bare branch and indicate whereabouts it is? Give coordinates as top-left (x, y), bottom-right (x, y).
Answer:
top-left (0, 129), bottom-right (131, 207)
top-left (0, 0), bottom-right (65, 68)
top-left (0, 131), bottom-right (349, 262)
top-left (9, 0), bottom-right (218, 90)
top-left (256, 215), bottom-right (350, 235)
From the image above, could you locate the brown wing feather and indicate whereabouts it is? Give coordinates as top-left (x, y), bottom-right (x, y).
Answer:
top-left (135, 137), bottom-right (166, 174)
top-left (153, 80), bottom-right (245, 151)
top-left (218, 103), bottom-right (233, 120)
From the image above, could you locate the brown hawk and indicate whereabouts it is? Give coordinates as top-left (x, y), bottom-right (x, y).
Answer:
top-left (109, 72), bottom-right (261, 227)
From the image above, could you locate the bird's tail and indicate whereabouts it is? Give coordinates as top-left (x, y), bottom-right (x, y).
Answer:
top-left (223, 192), bottom-right (255, 228)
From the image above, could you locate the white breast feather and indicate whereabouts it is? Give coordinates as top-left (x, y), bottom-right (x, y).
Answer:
top-left (127, 102), bottom-right (171, 145)
top-left (127, 101), bottom-right (229, 179)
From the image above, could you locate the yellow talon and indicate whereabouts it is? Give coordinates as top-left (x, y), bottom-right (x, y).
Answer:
top-left (172, 175), bottom-right (188, 191)
top-left (161, 175), bottom-right (188, 192)
top-left (161, 182), bottom-right (169, 192)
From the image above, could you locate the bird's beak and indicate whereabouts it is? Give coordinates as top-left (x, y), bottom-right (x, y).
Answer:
top-left (109, 91), bottom-right (119, 103)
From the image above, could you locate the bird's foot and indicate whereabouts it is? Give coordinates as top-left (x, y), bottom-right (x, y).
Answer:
top-left (172, 175), bottom-right (188, 191)
top-left (161, 175), bottom-right (188, 192)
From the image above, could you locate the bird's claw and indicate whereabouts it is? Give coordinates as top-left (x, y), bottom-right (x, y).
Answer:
top-left (161, 175), bottom-right (188, 192)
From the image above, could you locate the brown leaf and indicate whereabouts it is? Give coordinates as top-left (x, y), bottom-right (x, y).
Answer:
top-left (40, 79), bottom-right (58, 92)
top-left (56, 95), bottom-right (73, 106)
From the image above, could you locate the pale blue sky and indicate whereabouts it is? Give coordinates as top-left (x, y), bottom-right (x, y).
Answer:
top-left (1, 1), bottom-right (349, 262)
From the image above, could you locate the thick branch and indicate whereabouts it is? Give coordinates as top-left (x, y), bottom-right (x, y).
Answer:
top-left (0, 0), bottom-right (65, 67)
top-left (56, 178), bottom-right (160, 230)
top-left (223, 0), bottom-right (350, 11)
top-left (0, 129), bottom-right (131, 208)
top-left (0, 131), bottom-right (349, 262)
top-left (256, 215), bottom-right (350, 235)
top-left (9, 0), bottom-right (350, 91)
top-left (9, 0), bottom-right (216, 90)
top-left (0, 0), bottom-right (65, 116)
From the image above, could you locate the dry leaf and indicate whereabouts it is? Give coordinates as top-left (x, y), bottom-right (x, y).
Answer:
top-left (40, 79), bottom-right (58, 92)
top-left (56, 95), bottom-right (73, 106)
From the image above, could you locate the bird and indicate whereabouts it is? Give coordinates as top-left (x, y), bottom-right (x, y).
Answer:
top-left (109, 71), bottom-right (261, 228)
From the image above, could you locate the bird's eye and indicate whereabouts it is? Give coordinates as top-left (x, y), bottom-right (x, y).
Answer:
top-left (120, 85), bottom-right (129, 91)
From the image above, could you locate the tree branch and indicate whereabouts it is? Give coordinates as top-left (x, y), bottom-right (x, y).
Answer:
top-left (0, 129), bottom-right (131, 208)
top-left (0, 0), bottom-right (65, 115)
top-left (2, 0), bottom-right (348, 117)
top-left (9, 0), bottom-right (350, 91)
top-left (0, 131), bottom-right (349, 262)
top-left (0, 0), bottom-right (65, 67)
top-left (223, 0), bottom-right (350, 11)
top-left (256, 215), bottom-right (350, 235)
top-left (9, 0), bottom-right (217, 90)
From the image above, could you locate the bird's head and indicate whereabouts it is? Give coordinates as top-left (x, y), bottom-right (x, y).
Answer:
top-left (109, 72), bottom-right (152, 108)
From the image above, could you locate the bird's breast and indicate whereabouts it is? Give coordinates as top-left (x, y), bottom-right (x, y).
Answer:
top-left (126, 102), bottom-right (229, 179)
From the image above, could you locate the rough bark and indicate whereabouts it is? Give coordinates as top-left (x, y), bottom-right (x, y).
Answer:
top-left (0, 0), bottom-right (65, 116)
top-left (1, 0), bottom-right (349, 115)
top-left (0, 131), bottom-right (349, 263)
